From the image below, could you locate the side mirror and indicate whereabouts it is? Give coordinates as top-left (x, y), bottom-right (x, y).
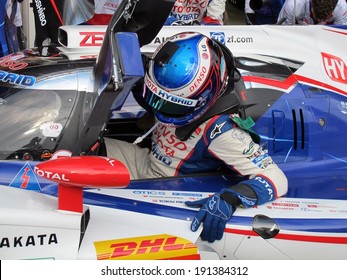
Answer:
top-left (34, 156), bottom-right (130, 213)
top-left (252, 214), bottom-right (280, 239)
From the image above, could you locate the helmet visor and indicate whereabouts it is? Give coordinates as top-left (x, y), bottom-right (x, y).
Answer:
top-left (143, 73), bottom-right (199, 117)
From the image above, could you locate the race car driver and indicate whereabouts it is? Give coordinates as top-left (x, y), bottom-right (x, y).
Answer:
top-left (104, 32), bottom-right (288, 242)
top-left (164, 0), bottom-right (227, 25)
top-left (277, 0), bottom-right (347, 25)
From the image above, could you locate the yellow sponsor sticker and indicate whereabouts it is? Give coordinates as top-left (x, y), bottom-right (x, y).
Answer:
top-left (94, 234), bottom-right (200, 260)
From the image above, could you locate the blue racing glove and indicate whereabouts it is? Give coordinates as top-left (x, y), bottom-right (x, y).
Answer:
top-left (185, 190), bottom-right (240, 242)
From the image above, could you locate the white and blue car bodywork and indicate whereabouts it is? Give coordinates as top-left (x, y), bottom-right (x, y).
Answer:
top-left (1, 0), bottom-right (347, 260)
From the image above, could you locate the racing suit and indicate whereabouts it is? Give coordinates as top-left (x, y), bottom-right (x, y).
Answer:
top-left (277, 0), bottom-right (347, 25)
top-left (87, 0), bottom-right (121, 25)
top-left (164, 0), bottom-right (227, 25)
top-left (245, 0), bottom-right (285, 24)
top-left (105, 114), bottom-right (288, 208)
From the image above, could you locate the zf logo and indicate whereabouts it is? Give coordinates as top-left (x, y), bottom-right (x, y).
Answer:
top-left (322, 52), bottom-right (347, 84)
top-left (210, 32), bottom-right (226, 45)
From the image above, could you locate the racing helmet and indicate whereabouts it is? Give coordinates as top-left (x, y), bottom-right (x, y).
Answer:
top-left (143, 32), bottom-right (231, 126)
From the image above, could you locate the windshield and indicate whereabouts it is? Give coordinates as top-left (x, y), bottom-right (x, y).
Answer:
top-left (0, 86), bottom-right (77, 160)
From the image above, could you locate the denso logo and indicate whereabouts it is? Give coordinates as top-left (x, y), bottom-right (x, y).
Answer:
top-left (322, 52), bottom-right (347, 84)
top-left (80, 32), bottom-right (105, 47)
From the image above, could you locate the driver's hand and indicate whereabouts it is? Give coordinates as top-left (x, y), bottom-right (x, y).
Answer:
top-left (185, 193), bottom-right (237, 242)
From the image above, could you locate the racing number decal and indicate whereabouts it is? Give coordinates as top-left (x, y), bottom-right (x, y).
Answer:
top-left (322, 52), bottom-right (347, 84)
top-left (94, 234), bottom-right (200, 260)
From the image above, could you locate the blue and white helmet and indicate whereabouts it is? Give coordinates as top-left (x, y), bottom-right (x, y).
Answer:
top-left (143, 32), bottom-right (229, 127)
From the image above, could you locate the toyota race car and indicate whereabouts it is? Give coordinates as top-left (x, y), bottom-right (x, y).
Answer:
top-left (1, 0), bottom-right (347, 260)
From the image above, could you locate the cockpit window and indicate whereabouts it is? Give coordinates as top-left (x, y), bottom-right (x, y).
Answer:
top-left (0, 86), bottom-right (76, 160)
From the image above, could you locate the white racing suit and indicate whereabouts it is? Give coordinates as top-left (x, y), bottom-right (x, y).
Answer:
top-left (164, 0), bottom-right (226, 25)
top-left (87, 0), bottom-right (121, 25)
top-left (277, 0), bottom-right (347, 25)
top-left (105, 114), bottom-right (288, 208)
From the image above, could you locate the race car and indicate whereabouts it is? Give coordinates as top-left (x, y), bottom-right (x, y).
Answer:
top-left (1, 0), bottom-right (347, 260)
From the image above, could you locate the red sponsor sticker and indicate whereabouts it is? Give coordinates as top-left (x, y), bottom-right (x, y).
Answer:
top-left (94, 234), bottom-right (200, 260)
top-left (80, 32), bottom-right (105, 47)
top-left (322, 52), bottom-right (347, 84)
top-left (272, 202), bottom-right (299, 207)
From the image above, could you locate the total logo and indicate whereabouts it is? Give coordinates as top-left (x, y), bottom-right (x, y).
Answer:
top-left (322, 52), bottom-right (347, 85)
top-left (34, 166), bottom-right (70, 182)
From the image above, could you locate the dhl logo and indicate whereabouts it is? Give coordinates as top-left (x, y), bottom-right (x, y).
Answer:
top-left (94, 234), bottom-right (200, 260)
